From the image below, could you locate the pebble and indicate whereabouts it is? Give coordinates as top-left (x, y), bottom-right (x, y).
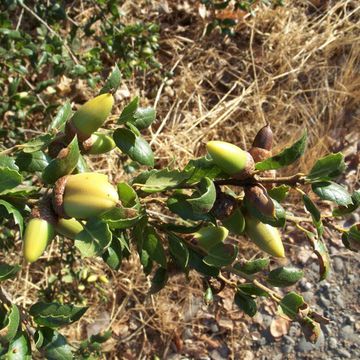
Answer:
top-left (340, 325), bottom-right (354, 341)
top-left (334, 294), bottom-right (345, 308)
top-left (299, 279), bottom-right (312, 291)
top-left (283, 335), bottom-right (296, 345)
top-left (262, 314), bottom-right (273, 328)
top-left (337, 348), bottom-right (352, 358)
top-left (333, 257), bottom-right (344, 272)
top-left (210, 350), bottom-right (226, 360)
top-left (328, 337), bottom-right (337, 350)
top-left (210, 323), bottom-right (219, 333)
top-left (281, 344), bottom-right (293, 354)
top-left (182, 328), bottom-right (193, 340)
top-left (297, 337), bottom-right (314, 352)
top-left (302, 291), bottom-right (314, 303)
top-left (320, 294), bottom-right (331, 308)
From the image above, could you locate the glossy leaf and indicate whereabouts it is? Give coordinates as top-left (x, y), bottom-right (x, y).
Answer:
top-left (15, 150), bottom-right (49, 173)
top-left (203, 243), bottom-right (238, 268)
top-left (234, 292), bottom-right (257, 317)
top-left (101, 207), bottom-right (141, 229)
top-left (187, 177), bottom-right (216, 214)
top-left (278, 292), bottom-right (305, 320)
top-left (0, 200), bottom-right (24, 234)
top-left (333, 190), bottom-right (360, 216)
top-left (143, 227), bottom-right (167, 268)
top-left (132, 107), bottom-right (156, 130)
top-left (307, 153), bottom-right (346, 181)
top-left (113, 128), bottom-right (154, 167)
top-left (312, 181), bottom-right (352, 206)
top-left (0, 304), bottom-right (20, 342)
top-left (0, 168), bottom-right (22, 194)
top-left (233, 258), bottom-right (270, 275)
top-left (188, 248), bottom-right (219, 277)
top-left (29, 302), bottom-right (88, 328)
top-left (267, 185), bottom-right (290, 203)
top-left (342, 224), bottom-right (360, 252)
top-left (184, 156), bottom-right (225, 184)
top-left (237, 283), bottom-right (268, 297)
top-left (42, 136), bottom-right (80, 184)
top-left (255, 131), bottom-right (307, 171)
top-left (100, 64), bottom-right (121, 94)
top-left (267, 267), bottom-right (303, 287)
top-left (22, 134), bottom-right (53, 153)
top-left (48, 101), bottom-right (72, 132)
top-left (0, 263), bottom-right (21, 282)
top-left (140, 169), bottom-right (189, 193)
top-left (75, 218), bottom-right (112, 257)
top-left (168, 233), bottom-right (189, 270)
top-left (0, 155), bottom-right (19, 171)
top-left (36, 327), bottom-right (72, 360)
top-left (117, 182), bottom-right (139, 208)
top-left (102, 236), bottom-right (123, 270)
top-left (118, 97), bottom-right (139, 124)
top-left (302, 195), bottom-right (323, 237)
top-left (149, 267), bottom-right (168, 294)
top-left (6, 331), bottom-right (31, 360)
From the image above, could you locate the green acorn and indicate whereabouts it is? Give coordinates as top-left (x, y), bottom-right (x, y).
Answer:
top-left (193, 225), bottom-right (229, 251)
top-left (245, 215), bottom-right (285, 258)
top-left (53, 172), bottom-right (119, 219)
top-left (55, 217), bottom-right (84, 239)
top-left (206, 141), bottom-right (254, 179)
top-left (23, 201), bottom-right (56, 263)
top-left (66, 93), bottom-right (114, 141)
top-left (82, 133), bottom-right (116, 155)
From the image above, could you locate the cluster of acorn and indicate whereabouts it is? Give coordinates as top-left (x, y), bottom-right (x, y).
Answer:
top-left (199, 124), bottom-right (285, 258)
top-left (23, 94), bottom-right (120, 263)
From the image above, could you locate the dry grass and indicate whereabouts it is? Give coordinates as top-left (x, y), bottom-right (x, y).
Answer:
top-left (2, 0), bottom-right (360, 359)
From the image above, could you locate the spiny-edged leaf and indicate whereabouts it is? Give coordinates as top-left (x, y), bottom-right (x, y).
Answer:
top-left (29, 302), bottom-right (88, 328)
top-left (234, 292), bottom-right (257, 317)
top-left (48, 101), bottom-right (72, 132)
top-left (342, 224), bottom-right (360, 252)
top-left (42, 136), bottom-right (80, 184)
top-left (255, 131), bottom-right (307, 171)
top-left (36, 327), bottom-right (72, 360)
top-left (113, 127), bottom-right (154, 167)
top-left (0, 168), bottom-right (22, 194)
top-left (245, 197), bottom-right (286, 227)
top-left (302, 195), bottom-right (323, 237)
top-left (143, 227), bottom-right (167, 268)
top-left (184, 156), bottom-right (226, 184)
top-left (267, 267), bottom-right (303, 287)
top-left (75, 218), bottom-right (112, 257)
top-left (0, 304), bottom-right (20, 342)
top-left (0, 200), bottom-right (24, 234)
top-left (168, 233), bottom-right (189, 270)
top-left (118, 97), bottom-right (139, 124)
top-left (100, 64), bottom-right (121, 94)
top-left (0, 155), bottom-right (19, 171)
top-left (278, 292), bottom-right (305, 320)
top-left (149, 267), bottom-right (168, 294)
top-left (6, 331), bottom-right (31, 360)
top-left (300, 317), bottom-right (322, 344)
top-left (117, 182), bottom-right (139, 208)
top-left (102, 236), bottom-right (123, 270)
top-left (167, 193), bottom-right (214, 222)
top-left (238, 283), bottom-right (268, 297)
top-left (312, 181), bottom-right (352, 206)
top-left (187, 177), bottom-right (216, 215)
top-left (333, 190), bottom-right (360, 216)
top-left (188, 248), bottom-right (219, 277)
top-left (22, 134), bottom-right (53, 153)
top-left (101, 207), bottom-right (141, 230)
top-left (132, 107), bottom-right (156, 130)
top-left (15, 150), bottom-right (49, 173)
top-left (0, 263), bottom-right (21, 282)
top-left (267, 185), bottom-right (290, 203)
top-left (233, 258), bottom-right (270, 275)
top-left (140, 169), bottom-right (189, 193)
top-left (307, 152), bottom-right (346, 181)
top-left (203, 243), bottom-right (238, 268)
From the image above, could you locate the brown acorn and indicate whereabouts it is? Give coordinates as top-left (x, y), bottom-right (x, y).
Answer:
top-left (244, 184), bottom-right (275, 218)
top-left (252, 123), bottom-right (273, 150)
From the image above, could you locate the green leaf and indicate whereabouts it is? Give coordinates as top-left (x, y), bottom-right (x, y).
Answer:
top-left (184, 156), bottom-right (225, 185)
top-left (188, 248), bottom-right (219, 277)
top-left (342, 224), bottom-right (360, 252)
top-left (75, 154), bottom-right (90, 173)
top-left (187, 177), bottom-right (216, 214)
top-left (234, 292), bottom-right (257, 317)
top-left (29, 302), bottom-right (88, 328)
top-left (48, 101), bottom-right (72, 132)
top-left (101, 207), bottom-right (141, 230)
top-left (117, 182), bottom-right (139, 208)
top-left (113, 128), bottom-right (154, 167)
top-left (102, 236), bottom-right (123, 270)
top-left (118, 97), bottom-right (139, 124)
top-left (100, 64), bottom-right (121, 94)
top-left (307, 153), bottom-right (346, 181)
top-left (300, 317), bottom-right (322, 344)
top-left (204, 287), bottom-right (214, 306)
top-left (0, 168), bottom-right (22, 194)
top-left (75, 218), bottom-right (112, 258)
top-left (255, 131), bottom-right (307, 171)
top-left (140, 169), bottom-right (189, 193)
top-left (233, 258), bottom-right (270, 275)
top-left (278, 292), bottom-right (305, 320)
top-left (6, 331), bottom-right (31, 360)
top-left (312, 181), bottom-right (352, 206)
top-left (42, 136), bottom-right (80, 185)
top-left (267, 185), bottom-right (290, 203)
top-left (267, 267), bottom-right (303, 287)
top-left (0, 200), bottom-right (24, 234)
top-left (203, 243), bottom-right (238, 268)
top-left (149, 267), bottom-right (168, 294)
top-left (0, 263), bottom-right (20, 282)
top-left (15, 150), bottom-right (49, 173)
top-left (132, 107), bottom-right (156, 130)
top-left (0, 304), bottom-right (20, 342)
top-left (333, 190), bottom-right (360, 216)
top-left (22, 134), bottom-right (53, 153)
top-left (0, 155), bottom-right (19, 171)
top-left (143, 227), bottom-right (167, 268)
top-left (302, 195), bottom-right (323, 237)
top-left (168, 233), bottom-right (189, 270)
top-left (36, 328), bottom-right (72, 360)
top-left (238, 283), bottom-right (268, 297)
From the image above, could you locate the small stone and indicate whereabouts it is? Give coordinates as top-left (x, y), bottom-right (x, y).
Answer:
top-left (210, 350), bottom-right (226, 360)
top-left (337, 348), bottom-right (352, 358)
top-left (297, 337), bottom-right (314, 352)
top-left (262, 314), bottom-right (273, 328)
top-left (319, 295), bottom-right (331, 308)
top-left (281, 344), bottom-right (293, 354)
top-left (210, 323), bottom-right (219, 333)
top-left (335, 295), bottom-right (345, 308)
top-left (328, 337), bottom-right (337, 350)
top-left (302, 291), bottom-right (314, 303)
top-left (340, 325), bottom-right (354, 340)
top-left (283, 335), bottom-right (296, 345)
top-left (333, 257), bottom-right (344, 272)
top-left (182, 328), bottom-right (193, 340)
